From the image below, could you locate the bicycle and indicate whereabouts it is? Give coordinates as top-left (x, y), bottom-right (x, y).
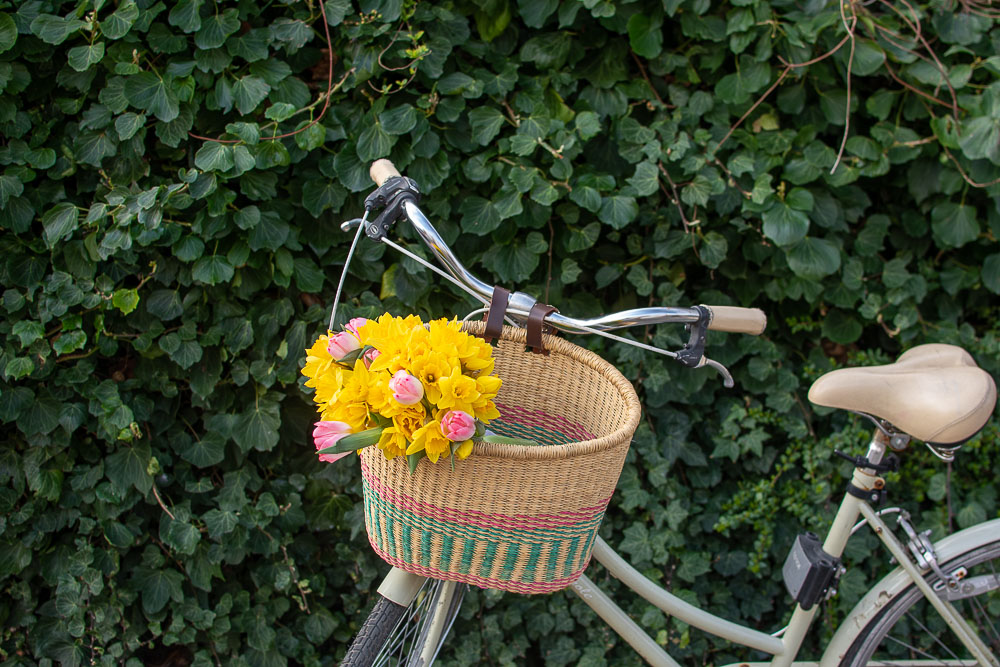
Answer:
top-left (336, 160), bottom-right (999, 667)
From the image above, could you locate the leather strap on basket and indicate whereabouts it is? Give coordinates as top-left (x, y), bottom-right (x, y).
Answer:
top-left (482, 286), bottom-right (510, 344)
top-left (526, 303), bottom-right (558, 355)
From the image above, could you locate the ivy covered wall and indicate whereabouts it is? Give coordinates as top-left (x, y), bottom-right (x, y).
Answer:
top-left (1, 0), bottom-right (998, 664)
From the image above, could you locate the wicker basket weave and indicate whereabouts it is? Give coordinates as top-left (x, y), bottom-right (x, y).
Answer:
top-left (359, 322), bottom-right (641, 594)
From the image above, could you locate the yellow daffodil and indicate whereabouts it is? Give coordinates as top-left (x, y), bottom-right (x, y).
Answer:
top-left (393, 406), bottom-right (426, 440)
top-left (409, 351), bottom-right (455, 404)
top-left (455, 440), bottom-right (474, 460)
top-left (377, 426), bottom-right (408, 459)
top-left (407, 419), bottom-right (453, 463)
top-left (302, 333), bottom-right (335, 384)
top-left (437, 369), bottom-right (480, 414)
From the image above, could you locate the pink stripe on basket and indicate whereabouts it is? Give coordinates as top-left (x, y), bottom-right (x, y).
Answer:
top-left (361, 459), bottom-right (611, 532)
top-left (494, 403), bottom-right (597, 442)
top-left (367, 536), bottom-right (589, 594)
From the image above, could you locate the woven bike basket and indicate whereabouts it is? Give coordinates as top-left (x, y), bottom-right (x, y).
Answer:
top-left (360, 322), bottom-right (641, 594)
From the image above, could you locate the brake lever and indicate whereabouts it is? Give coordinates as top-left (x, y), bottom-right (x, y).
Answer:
top-left (703, 358), bottom-right (734, 388)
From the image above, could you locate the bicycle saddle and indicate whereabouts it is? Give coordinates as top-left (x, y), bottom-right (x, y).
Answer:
top-left (808, 344), bottom-right (997, 444)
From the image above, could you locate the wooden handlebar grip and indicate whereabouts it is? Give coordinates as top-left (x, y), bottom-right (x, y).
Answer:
top-left (370, 159), bottom-right (401, 186)
top-left (704, 305), bottom-right (767, 335)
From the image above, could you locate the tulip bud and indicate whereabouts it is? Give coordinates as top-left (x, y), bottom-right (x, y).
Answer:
top-left (363, 347), bottom-right (381, 369)
top-left (389, 370), bottom-right (424, 405)
top-left (345, 317), bottom-right (368, 335)
top-left (440, 410), bottom-right (476, 441)
top-left (313, 421), bottom-right (353, 463)
top-left (327, 331), bottom-right (361, 360)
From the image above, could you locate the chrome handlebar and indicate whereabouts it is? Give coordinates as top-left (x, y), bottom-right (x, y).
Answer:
top-left (400, 200), bottom-right (705, 333)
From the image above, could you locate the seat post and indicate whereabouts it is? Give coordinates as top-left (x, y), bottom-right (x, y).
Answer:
top-left (862, 428), bottom-right (890, 471)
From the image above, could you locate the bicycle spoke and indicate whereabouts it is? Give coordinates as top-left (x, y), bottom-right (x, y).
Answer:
top-left (892, 607), bottom-right (963, 664)
top-left (969, 594), bottom-right (1000, 650)
top-left (882, 630), bottom-right (953, 665)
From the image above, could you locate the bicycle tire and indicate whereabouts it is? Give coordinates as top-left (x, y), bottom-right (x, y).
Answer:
top-left (838, 537), bottom-right (1000, 667)
top-left (341, 578), bottom-right (466, 667)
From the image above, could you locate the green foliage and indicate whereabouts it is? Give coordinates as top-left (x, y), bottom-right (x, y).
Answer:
top-left (1, 0), bottom-right (999, 665)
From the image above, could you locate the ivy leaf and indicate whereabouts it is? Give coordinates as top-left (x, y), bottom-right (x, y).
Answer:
top-left (195, 8), bottom-right (240, 49)
top-left (598, 195), bottom-right (638, 229)
top-left (958, 116), bottom-right (1000, 165)
top-left (42, 203), bottom-right (80, 248)
top-left (141, 568), bottom-right (183, 614)
top-left (785, 237), bottom-right (841, 279)
top-left (114, 112), bottom-right (145, 140)
top-left (194, 142), bottom-right (234, 172)
top-left (627, 13), bottom-right (663, 59)
top-left (67, 43), bottom-right (105, 72)
top-left (105, 442), bottom-right (152, 494)
top-left (517, 0), bottom-right (557, 28)
top-left (301, 180), bottom-right (347, 218)
top-left (460, 196), bottom-right (502, 235)
top-left (380, 104), bottom-right (418, 136)
top-left (931, 202), bottom-right (979, 248)
top-left (234, 400), bottom-right (281, 452)
top-left (30, 14), bottom-right (84, 45)
top-left (0, 13), bottom-right (17, 53)
top-left (822, 310), bottom-right (862, 344)
top-left (232, 75), bottom-right (270, 115)
top-left (324, 0), bottom-right (351, 27)
top-left (169, 0), bottom-right (202, 33)
top-left (192, 255), bottom-right (235, 285)
top-left (982, 254), bottom-right (1000, 294)
top-left (100, 0), bottom-right (139, 39)
top-left (468, 107), bottom-right (506, 145)
top-left (181, 432), bottom-right (226, 467)
top-left (203, 509), bottom-right (239, 542)
top-left (626, 161), bottom-right (659, 197)
top-left (112, 289), bottom-right (140, 315)
top-left (0, 173), bottom-right (24, 207)
top-left (248, 213), bottom-right (290, 251)
top-left (124, 72), bottom-right (180, 122)
top-left (356, 122), bottom-right (394, 162)
top-left (762, 202), bottom-right (809, 246)
top-left (146, 290), bottom-right (183, 320)
top-left (715, 56), bottom-right (771, 105)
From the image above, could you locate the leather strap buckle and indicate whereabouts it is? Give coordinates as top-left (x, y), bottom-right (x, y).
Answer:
top-left (526, 303), bottom-right (558, 355)
top-left (482, 286), bottom-right (510, 344)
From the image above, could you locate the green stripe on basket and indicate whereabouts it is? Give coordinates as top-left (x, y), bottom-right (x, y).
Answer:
top-left (440, 533), bottom-right (455, 572)
top-left (489, 419), bottom-right (578, 446)
top-left (480, 540), bottom-right (499, 578)
top-left (523, 542), bottom-right (542, 582)
top-left (420, 527), bottom-right (432, 567)
top-left (500, 541), bottom-right (521, 580)
top-left (563, 536), bottom-right (581, 579)
top-left (459, 538), bottom-right (476, 575)
top-left (547, 541), bottom-right (561, 578)
top-left (401, 522), bottom-right (413, 565)
top-left (368, 495), bottom-right (381, 550)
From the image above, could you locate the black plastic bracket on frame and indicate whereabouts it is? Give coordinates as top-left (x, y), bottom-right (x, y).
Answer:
top-left (362, 175), bottom-right (421, 241)
top-left (675, 305), bottom-right (711, 368)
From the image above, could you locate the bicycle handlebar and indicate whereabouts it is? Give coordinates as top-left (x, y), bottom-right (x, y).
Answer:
top-left (366, 159), bottom-right (766, 337)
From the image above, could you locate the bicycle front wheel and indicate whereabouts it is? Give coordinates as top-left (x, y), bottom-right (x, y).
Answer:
top-left (838, 536), bottom-right (1000, 667)
top-left (341, 578), bottom-right (467, 667)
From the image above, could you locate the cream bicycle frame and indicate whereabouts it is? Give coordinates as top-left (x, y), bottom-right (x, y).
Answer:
top-left (379, 428), bottom-right (1000, 667)
top-left (569, 429), bottom-right (999, 667)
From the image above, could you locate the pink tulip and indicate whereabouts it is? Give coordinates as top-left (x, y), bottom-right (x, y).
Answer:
top-left (440, 410), bottom-right (476, 441)
top-left (345, 317), bottom-right (368, 335)
top-left (389, 370), bottom-right (424, 405)
top-left (363, 347), bottom-right (381, 369)
top-left (327, 331), bottom-right (361, 360)
top-left (314, 421), bottom-right (353, 463)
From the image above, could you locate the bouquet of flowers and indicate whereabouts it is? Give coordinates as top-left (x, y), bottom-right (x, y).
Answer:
top-left (301, 313), bottom-right (505, 469)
